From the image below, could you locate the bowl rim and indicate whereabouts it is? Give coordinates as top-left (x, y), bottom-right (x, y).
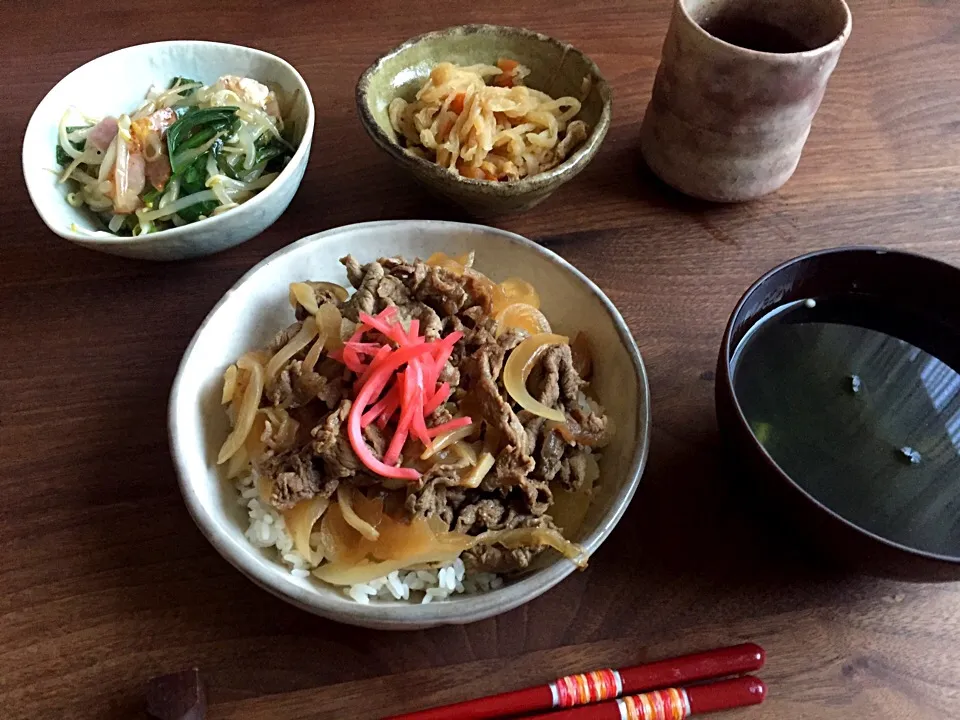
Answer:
top-left (679, 0), bottom-right (853, 59)
top-left (718, 245), bottom-right (960, 566)
top-left (22, 39), bottom-right (315, 248)
top-left (355, 24), bottom-right (613, 195)
top-left (168, 219), bottom-right (651, 626)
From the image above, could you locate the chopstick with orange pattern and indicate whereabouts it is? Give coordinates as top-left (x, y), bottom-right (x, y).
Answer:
top-left (385, 643), bottom-right (765, 720)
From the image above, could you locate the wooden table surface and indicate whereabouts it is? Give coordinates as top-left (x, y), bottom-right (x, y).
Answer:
top-left (3, 0), bottom-right (960, 718)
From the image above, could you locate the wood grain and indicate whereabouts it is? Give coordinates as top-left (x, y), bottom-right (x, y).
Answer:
top-left (2, 0), bottom-right (960, 718)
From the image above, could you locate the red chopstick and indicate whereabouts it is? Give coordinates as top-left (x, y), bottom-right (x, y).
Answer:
top-left (385, 643), bottom-right (765, 720)
top-left (521, 675), bottom-right (766, 719)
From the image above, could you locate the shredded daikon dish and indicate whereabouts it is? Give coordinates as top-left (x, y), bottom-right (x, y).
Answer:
top-left (388, 59), bottom-right (589, 181)
top-left (55, 75), bottom-right (298, 236)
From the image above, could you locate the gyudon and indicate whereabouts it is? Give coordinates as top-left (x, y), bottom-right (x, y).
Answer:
top-left (218, 252), bottom-right (611, 603)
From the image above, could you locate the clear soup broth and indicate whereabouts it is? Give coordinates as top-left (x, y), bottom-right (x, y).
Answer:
top-left (732, 295), bottom-right (960, 556)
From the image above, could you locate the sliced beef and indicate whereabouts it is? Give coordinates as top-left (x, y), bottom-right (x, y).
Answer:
top-left (411, 303), bottom-right (444, 340)
top-left (268, 359), bottom-right (342, 409)
top-left (519, 412), bottom-right (545, 455)
top-left (535, 344), bottom-right (582, 409)
top-left (405, 466), bottom-right (467, 527)
top-left (497, 329), bottom-right (526, 352)
top-left (259, 449), bottom-right (336, 510)
top-left (464, 543), bottom-right (541, 574)
top-left (463, 342), bottom-right (529, 455)
top-left (427, 402), bottom-right (453, 426)
top-left (266, 321), bottom-right (302, 355)
top-left (438, 360), bottom-right (460, 387)
top-left (536, 428), bottom-right (565, 482)
top-left (382, 258), bottom-right (428, 289)
top-left (553, 450), bottom-right (591, 492)
top-left (340, 255), bottom-right (445, 338)
top-left (342, 255), bottom-right (365, 288)
top-left (415, 265), bottom-right (470, 316)
top-left (294, 286), bottom-right (345, 320)
top-left (492, 445), bottom-right (534, 488)
top-left (375, 274), bottom-right (411, 307)
top-left (516, 477), bottom-right (553, 516)
top-left (565, 406), bottom-right (611, 448)
top-left (260, 411), bottom-right (299, 455)
top-left (461, 516), bottom-right (557, 573)
top-left (454, 498), bottom-right (506, 534)
top-left (311, 399), bottom-right (359, 477)
top-left (363, 423), bottom-right (386, 459)
top-left (461, 271), bottom-right (496, 313)
top-left (339, 257), bottom-right (384, 321)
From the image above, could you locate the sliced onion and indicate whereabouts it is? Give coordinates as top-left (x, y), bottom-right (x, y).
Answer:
top-left (221, 364), bottom-right (238, 404)
top-left (503, 333), bottom-right (569, 423)
top-left (245, 410), bottom-right (268, 461)
top-left (370, 514), bottom-right (465, 561)
top-left (262, 407), bottom-right (299, 452)
top-left (302, 334), bottom-right (326, 374)
top-left (217, 354), bottom-right (265, 464)
top-left (421, 422), bottom-right (475, 460)
top-left (425, 251), bottom-right (466, 274)
top-left (452, 441), bottom-right (477, 466)
top-left (338, 486), bottom-right (382, 541)
top-left (495, 303), bottom-right (551, 338)
top-left (283, 496), bottom-right (330, 565)
top-left (318, 501), bottom-right (367, 564)
top-left (265, 317), bottom-right (318, 384)
top-left (224, 443), bottom-right (249, 480)
top-left (289, 282), bottom-right (319, 315)
top-left (316, 303), bottom-right (344, 351)
top-left (477, 526), bottom-right (588, 568)
top-left (256, 472), bottom-right (274, 503)
top-left (460, 451), bottom-right (495, 488)
top-left (313, 281), bottom-right (349, 303)
top-left (494, 277), bottom-right (540, 313)
top-left (314, 547), bottom-right (463, 586)
top-left (98, 135), bottom-right (119, 182)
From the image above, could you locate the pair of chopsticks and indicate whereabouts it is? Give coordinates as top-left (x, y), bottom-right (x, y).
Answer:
top-left (386, 643), bottom-right (766, 720)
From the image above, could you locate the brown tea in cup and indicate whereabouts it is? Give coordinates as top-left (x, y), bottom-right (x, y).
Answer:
top-left (698, 15), bottom-right (814, 53)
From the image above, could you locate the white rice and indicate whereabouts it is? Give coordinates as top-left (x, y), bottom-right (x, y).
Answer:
top-left (235, 473), bottom-right (502, 604)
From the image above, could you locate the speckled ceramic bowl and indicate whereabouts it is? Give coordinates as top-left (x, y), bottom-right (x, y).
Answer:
top-left (356, 25), bottom-right (612, 215)
top-left (23, 40), bottom-right (314, 261)
top-left (170, 221), bottom-right (649, 629)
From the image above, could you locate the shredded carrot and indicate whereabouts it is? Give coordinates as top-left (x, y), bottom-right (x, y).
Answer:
top-left (450, 92), bottom-right (466, 114)
top-left (458, 164), bottom-right (487, 180)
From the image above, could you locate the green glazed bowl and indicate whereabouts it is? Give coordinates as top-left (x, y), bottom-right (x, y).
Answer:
top-left (356, 25), bottom-right (613, 215)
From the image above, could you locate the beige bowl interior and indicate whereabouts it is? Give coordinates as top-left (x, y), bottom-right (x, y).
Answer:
top-left (169, 220), bottom-right (649, 629)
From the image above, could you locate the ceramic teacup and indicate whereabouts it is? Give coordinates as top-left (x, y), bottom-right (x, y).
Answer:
top-left (640, 0), bottom-right (852, 202)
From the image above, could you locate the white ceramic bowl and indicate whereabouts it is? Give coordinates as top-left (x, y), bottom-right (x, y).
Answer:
top-left (169, 220), bottom-right (650, 629)
top-left (22, 41), bottom-right (314, 261)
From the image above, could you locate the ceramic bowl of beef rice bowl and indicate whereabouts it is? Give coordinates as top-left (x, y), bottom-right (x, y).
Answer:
top-left (169, 220), bottom-right (649, 628)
